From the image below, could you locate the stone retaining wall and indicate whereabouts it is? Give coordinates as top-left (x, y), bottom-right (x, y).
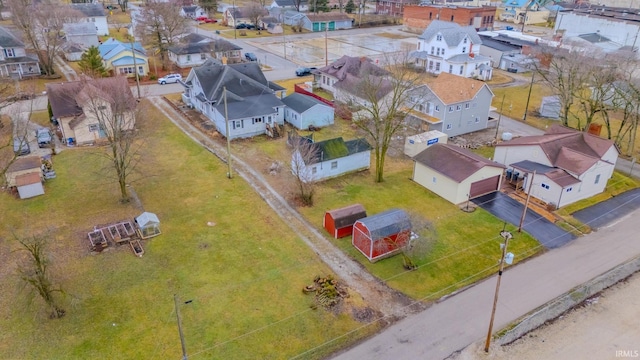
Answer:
top-left (498, 256), bottom-right (640, 345)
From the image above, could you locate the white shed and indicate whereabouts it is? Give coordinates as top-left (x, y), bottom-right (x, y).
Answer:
top-left (135, 212), bottom-right (161, 239)
top-left (404, 130), bottom-right (448, 158)
top-left (15, 172), bottom-right (45, 199)
top-left (282, 92), bottom-right (334, 130)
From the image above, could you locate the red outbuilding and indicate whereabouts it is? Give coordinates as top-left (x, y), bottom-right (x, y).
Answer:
top-left (352, 209), bottom-right (412, 262)
top-left (323, 204), bottom-right (367, 239)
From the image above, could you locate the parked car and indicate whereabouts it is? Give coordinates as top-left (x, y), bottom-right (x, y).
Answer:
top-left (195, 16), bottom-right (208, 21)
top-left (105, 4), bottom-right (118, 10)
top-left (36, 128), bottom-right (53, 148)
top-left (245, 52), bottom-right (257, 61)
top-left (235, 23), bottom-right (247, 29)
top-left (295, 67), bottom-right (317, 76)
top-left (13, 137), bottom-right (30, 156)
top-left (246, 24), bottom-right (256, 29)
top-left (158, 73), bottom-right (182, 85)
top-left (203, 18), bottom-right (217, 23)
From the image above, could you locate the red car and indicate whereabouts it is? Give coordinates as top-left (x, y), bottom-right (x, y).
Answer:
top-left (195, 16), bottom-right (217, 23)
top-left (204, 18), bottom-right (217, 23)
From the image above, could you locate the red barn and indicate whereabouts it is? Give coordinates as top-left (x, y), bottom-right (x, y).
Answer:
top-left (323, 204), bottom-right (367, 239)
top-left (352, 209), bottom-right (412, 262)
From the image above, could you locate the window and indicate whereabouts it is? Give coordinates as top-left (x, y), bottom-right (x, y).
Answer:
top-left (3, 48), bottom-right (15, 57)
top-left (187, 55), bottom-right (191, 61)
top-left (201, 53), bottom-right (206, 60)
top-left (429, 12), bottom-right (432, 19)
top-left (595, 174), bottom-right (601, 184)
top-left (448, 106), bottom-right (454, 113)
top-left (541, 183), bottom-right (550, 190)
top-left (463, 37), bottom-right (468, 44)
top-left (430, 46), bottom-right (434, 55)
top-left (435, 105), bottom-right (440, 112)
top-left (475, 117), bottom-right (479, 123)
top-left (88, 124), bottom-right (100, 132)
top-left (436, 48), bottom-right (440, 56)
top-left (435, 62), bottom-right (440, 71)
top-left (331, 161), bottom-right (338, 169)
top-left (442, 49), bottom-right (445, 56)
top-left (91, 17), bottom-right (95, 22)
top-left (252, 117), bottom-right (262, 124)
top-left (138, 66), bottom-right (143, 74)
top-left (462, 47), bottom-right (466, 53)
top-left (449, 65), bottom-right (453, 73)
top-left (233, 120), bottom-right (243, 129)
top-left (459, 66), bottom-right (463, 75)
top-left (436, 34), bottom-right (442, 41)
top-left (465, 103), bottom-right (470, 109)
top-left (456, 105), bottom-right (461, 111)
top-left (566, 187), bottom-right (573, 192)
top-left (312, 167), bottom-right (317, 174)
top-left (446, 124), bottom-right (452, 130)
top-left (450, 15), bottom-right (454, 21)
top-left (97, 105), bottom-right (107, 110)
top-left (428, 61), bottom-right (434, 70)
top-left (432, 176), bottom-right (437, 183)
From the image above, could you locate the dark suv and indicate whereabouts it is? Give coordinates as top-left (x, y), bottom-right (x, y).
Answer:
top-left (244, 52), bottom-right (257, 61)
top-left (295, 67), bottom-right (317, 76)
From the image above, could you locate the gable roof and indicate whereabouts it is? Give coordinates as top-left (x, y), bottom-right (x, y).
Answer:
top-left (326, 204), bottom-right (367, 229)
top-left (227, 6), bottom-right (269, 18)
top-left (281, 92), bottom-right (329, 113)
top-left (307, 13), bottom-right (351, 22)
top-left (511, 160), bottom-right (580, 187)
top-left (414, 143), bottom-right (504, 182)
top-left (414, 72), bottom-right (491, 105)
top-left (356, 209), bottom-right (411, 240)
top-left (190, 60), bottom-right (284, 119)
top-left (418, 20), bottom-right (482, 47)
top-left (47, 77), bottom-right (135, 119)
top-left (99, 38), bottom-right (146, 60)
top-left (69, 3), bottom-right (105, 17)
top-left (182, 5), bottom-right (200, 13)
top-left (496, 125), bottom-right (617, 175)
top-left (7, 156), bottom-right (41, 173)
top-left (0, 26), bottom-right (24, 48)
top-left (168, 36), bottom-right (241, 55)
top-left (15, 172), bottom-right (42, 187)
top-left (305, 137), bottom-right (371, 165)
top-left (316, 55), bottom-right (388, 81)
top-left (64, 22), bottom-right (98, 36)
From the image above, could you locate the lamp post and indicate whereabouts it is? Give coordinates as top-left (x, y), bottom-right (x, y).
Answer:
top-left (484, 229), bottom-right (514, 353)
top-left (495, 94), bottom-right (506, 141)
top-left (174, 294), bottom-right (193, 360)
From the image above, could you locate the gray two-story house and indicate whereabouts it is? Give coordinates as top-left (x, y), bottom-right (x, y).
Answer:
top-left (406, 72), bottom-right (494, 137)
top-left (0, 26), bottom-right (41, 79)
top-left (181, 60), bottom-right (286, 139)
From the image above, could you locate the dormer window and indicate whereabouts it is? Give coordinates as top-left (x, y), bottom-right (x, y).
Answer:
top-left (436, 34), bottom-right (442, 41)
top-left (3, 48), bottom-right (15, 57)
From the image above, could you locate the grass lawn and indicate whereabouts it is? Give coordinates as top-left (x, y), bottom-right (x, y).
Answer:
top-left (232, 84), bottom-right (542, 300)
top-left (0, 100), bottom-right (375, 359)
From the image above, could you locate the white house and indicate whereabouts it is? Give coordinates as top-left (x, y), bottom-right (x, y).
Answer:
top-left (281, 92), bottom-right (334, 130)
top-left (412, 143), bottom-right (505, 204)
top-left (180, 5), bottom-right (206, 19)
top-left (405, 72), bottom-right (494, 137)
top-left (292, 137), bottom-right (371, 182)
top-left (411, 20), bottom-right (492, 80)
top-left (493, 125), bottom-right (619, 208)
top-left (180, 60), bottom-right (286, 139)
top-left (62, 22), bottom-right (99, 61)
top-left (168, 33), bottom-right (242, 67)
top-left (0, 26), bottom-right (41, 79)
top-left (70, 3), bottom-right (108, 36)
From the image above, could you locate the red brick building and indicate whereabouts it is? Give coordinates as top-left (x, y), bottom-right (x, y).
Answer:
top-left (375, 0), bottom-right (420, 17)
top-left (403, 5), bottom-right (497, 33)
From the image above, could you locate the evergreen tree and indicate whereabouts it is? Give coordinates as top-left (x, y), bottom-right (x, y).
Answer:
top-left (312, 0), bottom-right (330, 13)
top-left (78, 46), bottom-right (107, 77)
top-left (199, 0), bottom-right (218, 16)
top-left (345, 0), bottom-right (355, 13)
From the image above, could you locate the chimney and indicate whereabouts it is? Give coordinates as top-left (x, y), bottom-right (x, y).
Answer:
top-left (469, 53), bottom-right (475, 58)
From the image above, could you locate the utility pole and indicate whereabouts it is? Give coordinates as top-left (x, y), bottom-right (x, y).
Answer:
top-left (484, 229), bottom-right (514, 353)
top-left (223, 86), bottom-right (233, 179)
top-left (283, 27), bottom-right (287, 60)
top-left (523, 72), bottom-right (535, 121)
top-left (130, 39), bottom-right (141, 99)
top-left (495, 94), bottom-right (506, 141)
top-left (174, 294), bottom-right (188, 360)
top-left (325, 24), bottom-right (328, 66)
top-left (518, 170), bottom-right (536, 232)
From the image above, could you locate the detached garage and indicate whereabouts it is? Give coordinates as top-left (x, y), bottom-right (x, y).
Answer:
top-left (323, 204), bottom-right (367, 239)
top-left (15, 173), bottom-right (44, 199)
top-left (352, 209), bottom-right (411, 262)
top-left (412, 143), bottom-right (505, 204)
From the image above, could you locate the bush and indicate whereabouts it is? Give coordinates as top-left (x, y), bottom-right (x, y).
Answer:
top-left (148, 73), bottom-right (157, 80)
top-left (335, 103), bottom-right (353, 121)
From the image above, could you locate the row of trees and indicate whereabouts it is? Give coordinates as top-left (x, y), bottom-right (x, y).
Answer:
top-left (534, 46), bottom-right (640, 156)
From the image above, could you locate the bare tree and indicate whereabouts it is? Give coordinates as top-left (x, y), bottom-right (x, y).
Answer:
top-left (60, 77), bottom-right (142, 202)
top-left (574, 61), bottom-right (618, 132)
top-left (349, 54), bottom-right (423, 183)
top-left (375, 213), bottom-right (436, 270)
top-left (16, 234), bottom-right (65, 319)
top-left (292, 0), bottom-right (304, 12)
top-left (7, 0), bottom-right (83, 76)
top-left (246, 1), bottom-right (266, 30)
top-left (0, 91), bottom-right (37, 186)
top-left (289, 133), bottom-right (319, 206)
top-left (118, 0), bottom-right (129, 12)
top-left (135, 1), bottom-right (189, 66)
top-left (533, 45), bottom-right (590, 127)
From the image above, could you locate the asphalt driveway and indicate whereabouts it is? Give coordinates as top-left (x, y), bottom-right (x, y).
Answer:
top-left (572, 188), bottom-right (640, 230)
top-left (473, 192), bottom-right (576, 248)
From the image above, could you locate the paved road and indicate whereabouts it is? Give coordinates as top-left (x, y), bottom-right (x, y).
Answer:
top-left (474, 192), bottom-right (575, 248)
top-left (573, 188), bottom-right (640, 230)
top-left (332, 205), bottom-right (640, 360)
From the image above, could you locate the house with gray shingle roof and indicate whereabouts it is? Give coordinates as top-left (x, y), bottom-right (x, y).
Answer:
top-left (411, 20), bottom-right (492, 80)
top-left (62, 22), bottom-right (99, 61)
top-left (412, 143), bottom-right (505, 204)
top-left (180, 60), bottom-right (286, 139)
top-left (282, 92), bottom-right (334, 130)
top-left (0, 26), bottom-right (41, 79)
top-left (69, 3), bottom-right (108, 36)
top-left (168, 33), bottom-right (242, 67)
top-left (292, 137), bottom-right (371, 182)
top-left (180, 5), bottom-right (206, 19)
top-left (494, 125), bottom-right (619, 208)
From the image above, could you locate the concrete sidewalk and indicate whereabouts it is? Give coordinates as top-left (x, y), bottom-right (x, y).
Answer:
top-left (332, 207), bottom-right (640, 360)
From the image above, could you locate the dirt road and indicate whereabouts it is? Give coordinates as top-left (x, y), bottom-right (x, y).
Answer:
top-left (147, 97), bottom-right (422, 321)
